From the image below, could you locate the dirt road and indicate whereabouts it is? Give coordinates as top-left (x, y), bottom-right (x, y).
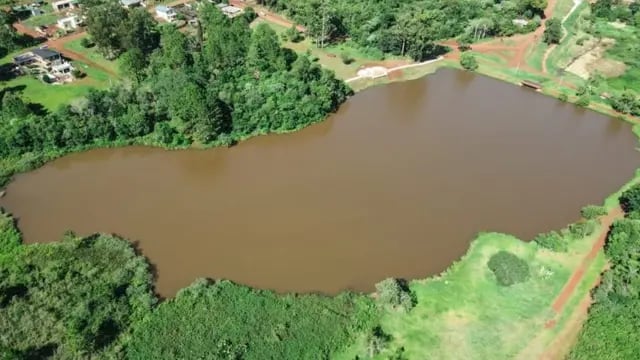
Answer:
top-left (11, 23), bottom-right (117, 77)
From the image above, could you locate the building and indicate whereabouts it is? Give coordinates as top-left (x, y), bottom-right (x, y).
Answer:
top-left (121, 0), bottom-right (145, 8)
top-left (221, 5), bottom-right (242, 18)
top-left (215, 3), bottom-right (243, 18)
top-left (155, 5), bottom-right (177, 22)
top-left (13, 48), bottom-right (74, 79)
top-left (57, 15), bottom-right (81, 30)
top-left (51, 0), bottom-right (77, 12)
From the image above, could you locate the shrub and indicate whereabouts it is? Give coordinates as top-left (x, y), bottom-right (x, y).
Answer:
top-left (576, 96), bottom-right (591, 107)
top-left (0, 211), bottom-right (21, 254)
top-left (366, 326), bottom-right (390, 357)
top-left (581, 205), bottom-right (607, 219)
top-left (340, 51), bottom-right (354, 65)
top-left (487, 251), bottom-right (530, 286)
top-left (534, 231), bottom-right (568, 252)
top-left (71, 69), bottom-right (85, 79)
top-left (80, 37), bottom-right (93, 48)
top-left (285, 25), bottom-right (303, 43)
top-left (460, 52), bottom-right (478, 71)
top-left (558, 93), bottom-right (568, 102)
top-left (620, 184), bottom-right (640, 214)
top-left (375, 278), bottom-right (414, 312)
top-left (568, 221), bottom-right (597, 239)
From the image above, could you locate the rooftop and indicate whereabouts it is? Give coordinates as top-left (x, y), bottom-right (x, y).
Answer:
top-left (121, 0), bottom-right (142, 6)
top-left (156, 5), bottom-right (174, 13)
top-left (32, 48), bottom-right (62, 59)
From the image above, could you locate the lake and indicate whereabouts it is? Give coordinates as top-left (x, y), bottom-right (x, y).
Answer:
top-left (2, 69), bottom-right (639, 297)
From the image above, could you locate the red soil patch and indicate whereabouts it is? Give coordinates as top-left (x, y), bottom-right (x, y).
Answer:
top-left (551, 207), bottom-right (622, 314)
top-left (387, 68), bottom-right (404, 80)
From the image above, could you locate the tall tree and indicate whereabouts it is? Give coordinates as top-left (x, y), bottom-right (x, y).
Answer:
top-left (247, 23), bottom-right (286, 73)
top-left (119, 8), bottom-right (160, 56)
top-left (85, 1), bottom-right (129, 57)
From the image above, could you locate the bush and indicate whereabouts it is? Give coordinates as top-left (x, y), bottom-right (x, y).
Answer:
top-left (285, 24), bottom-right (303, 43)
top-left (0, 211), bottom-right (21, 254)
top-left (71, 69), bottom-right (85, 79)
top-left (374, 278), bottom-right (414, 312)
top-left (340, 51), bottom-right (354, 65)
top-left (576, 96), bottom-right (591, 107)
top-left (581, 205), bottom-right (607, 219)
top-left (568, 221), bottom-right (597, 239)
top-left (558, 93), bottom-right (569, 102)
top-left (620, 184), bottom-right (640, 214)
top-left (80, 37), bottom-right (93, 48)
top-left (487, 251), bottom-right (530, 286)
top-left (534, 231), bottom-right (568, 252)
top-left (365, 326), bottom-right (390, 357)
top-left (460, 52), bottom-right (478, 71)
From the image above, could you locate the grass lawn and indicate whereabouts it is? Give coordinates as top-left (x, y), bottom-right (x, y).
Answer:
top-left (1, 76), bottom-right (99, 110)
top-left (334, 219), bottom-right (615, 359)
top-left (63, 35), bottom-right (122, 76)
top-left (22, 13), bottom-right (59, 28)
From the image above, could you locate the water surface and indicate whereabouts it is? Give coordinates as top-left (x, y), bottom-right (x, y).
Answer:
top-left (2, 69), bottom-right (638, 296)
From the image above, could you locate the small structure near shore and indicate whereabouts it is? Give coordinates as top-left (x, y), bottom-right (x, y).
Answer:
top-left (521, 80), bottom-right (542, 91)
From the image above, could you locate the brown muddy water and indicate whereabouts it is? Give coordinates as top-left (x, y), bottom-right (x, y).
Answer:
top-left (1, 69), bottom-right (639, 297)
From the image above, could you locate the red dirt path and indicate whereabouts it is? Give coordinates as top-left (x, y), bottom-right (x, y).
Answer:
top-left (550, 207), bottom-right (622, 314)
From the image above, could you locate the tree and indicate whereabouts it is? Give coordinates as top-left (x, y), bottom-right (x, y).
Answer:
top-left (374, 278), bottom-right (414, 311)
top-left (119, 8), bottom-right (160, 56)
top-left (153, 26), bottom-right (192, 70)
top-left (85, 2), bottom-right (129, 57)
top-left (1, 92), bottom-right (30, 119)
top-left (487, 251), bottom-right (530, 286)
top-left (460, 52), bottom-right (479, 71)
top-left (610, 91), bottom-right (639, 115)
top-left (120, 48), bottom-right (148, 83)
top-left (543, 18), bottom-right (562, 44)
top-left (247, 23), bottom-right (286, 73)
top-left (620, 184), bottom-right (640, 214)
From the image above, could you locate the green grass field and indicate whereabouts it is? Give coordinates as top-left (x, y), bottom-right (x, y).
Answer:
top-left (22, 13), bottom-right (59, 28)
top-left (63, 35), bottom-right (122, 76)
top-left (334, 228), bottom-right (602, 359)
top-left (1, 76), bottom-right (99, 110)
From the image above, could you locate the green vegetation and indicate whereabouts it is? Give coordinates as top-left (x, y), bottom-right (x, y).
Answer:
top-left (487, 250), bottom-right (530, 286)
top-left (267, 0), bottom-right (546, 60)
top-left (336, 229), bottom-right (592, 359)
top-left (63, 35), bottom-right (121, 76)
top-left (374, 278), bottom-right (414, 312)
top-left (22, 13), bottom-right (58, 28)
top-left (619, 182), bottom-right (640, 214)
top-left (0, 212), bottom-right (155, 358)
top-left (128, 279), bottom-right (377, 359)
top-left (581, 205), bottom-right (608, 220)
top-left (543, 18), bottom-right (562, 44)
top-left (569, 208), bottom-right (640, 359)
top-left (460, 52), bottom-right (479, 71)
top-left (0, 3), bottom-right (350, 187)
top-left (0, 210), bottom-right (378, 358)
top-left (534, 230), bottom-right (568, 252)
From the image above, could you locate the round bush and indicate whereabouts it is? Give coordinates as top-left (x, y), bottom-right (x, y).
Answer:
top-left (487, 251), bottom-right (530, 287)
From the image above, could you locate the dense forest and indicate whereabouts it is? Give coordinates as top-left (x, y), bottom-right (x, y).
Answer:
top-left (261, 0), bottom-right (547, 59)
top-left (569, 184), bottom-right (640, 359)
top-left (0, 3), bottom-right (350, 186)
